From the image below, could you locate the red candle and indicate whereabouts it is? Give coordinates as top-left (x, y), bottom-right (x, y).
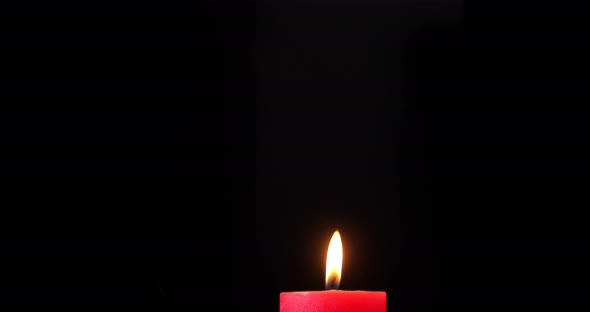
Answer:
top-left (280, 231), bottom-right (387, 312)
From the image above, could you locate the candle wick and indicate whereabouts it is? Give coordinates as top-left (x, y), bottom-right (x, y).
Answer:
top-left (325, 275), bottom-right (340, 290)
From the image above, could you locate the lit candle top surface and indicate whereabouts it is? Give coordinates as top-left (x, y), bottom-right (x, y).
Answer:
top-left (279, 231), bottom-right (387, 312)
top-left (280, 291), bottom-right (386, 312)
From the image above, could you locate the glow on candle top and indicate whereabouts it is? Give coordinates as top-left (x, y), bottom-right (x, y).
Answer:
top-left (325, 230), bottom-right (343, 290)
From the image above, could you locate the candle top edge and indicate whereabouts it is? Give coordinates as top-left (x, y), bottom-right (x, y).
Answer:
top-left (280, 290), bottom-right (386, 294)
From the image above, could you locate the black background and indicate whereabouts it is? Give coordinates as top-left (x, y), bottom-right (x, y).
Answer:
top-left (2, 0), bottom-right (589, 311)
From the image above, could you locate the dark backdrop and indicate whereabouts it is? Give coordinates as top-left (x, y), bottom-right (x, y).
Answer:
top-left (2, 0), bottom-right (589, 311)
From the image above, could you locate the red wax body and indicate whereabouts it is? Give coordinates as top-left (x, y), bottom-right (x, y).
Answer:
top-left (280, 291), bottom-right (386, 312)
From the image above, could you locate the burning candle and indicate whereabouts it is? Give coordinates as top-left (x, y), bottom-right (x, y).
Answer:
top-left (280, 230), bottom-right (387, 312)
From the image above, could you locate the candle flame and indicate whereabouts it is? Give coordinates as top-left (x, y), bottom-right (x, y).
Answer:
top-left (325, 230), bottom-right (343, 290)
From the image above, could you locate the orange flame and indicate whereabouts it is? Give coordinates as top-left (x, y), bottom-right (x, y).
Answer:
top-left (325, 230), bottom-right (342, 289)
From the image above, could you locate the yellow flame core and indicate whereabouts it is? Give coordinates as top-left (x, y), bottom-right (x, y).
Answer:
top-left (325, 230), bottom-right (343, 289)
